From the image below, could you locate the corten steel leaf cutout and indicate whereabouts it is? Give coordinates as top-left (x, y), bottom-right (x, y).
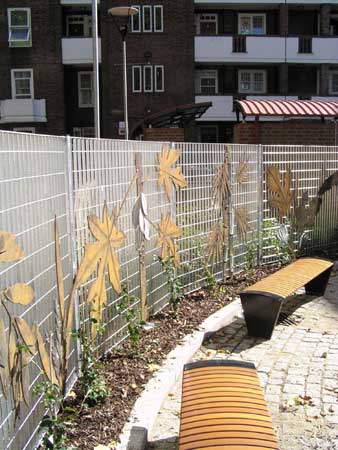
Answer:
top-left (206, 222), bottom-right (228, 263)
top-left (212, 160), bottom-right (230, 212)
top-left (267, 166), bottom-right (295, 218)
top-left (14, 317), bottom-right (36, 355)
top-left (235, 206), bottom-right (251, 241)
top-left (294, 191), bottom-right (320, 232)
top-left (0, 317), bottom-right (10, 397)
top-left (5, 283), bottom-right (34, 306)
top-left (34, 325), bottom-right (58, 385)
top-left (236, 159), bottom-right (249, 185)
top-left (157, 214), bottom-right (182, 267)
top-left (0, 231), bottom-right (25, 262)
top-left (156, 145), bottom-right (187, 201)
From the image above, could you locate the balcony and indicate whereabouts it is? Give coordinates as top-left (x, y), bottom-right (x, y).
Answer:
top-left (195, 36), bottom-right (338, 64)
top-left (62, 37), bottom-right (101, 65)
top-left (61, 0), bottom-right (99, 4)
top-left (195, 95), bottom-right (298, 122)
top-left (195, 0), bottom-right (334, 4)
top-left (0, 99), bottom-right (47, 124)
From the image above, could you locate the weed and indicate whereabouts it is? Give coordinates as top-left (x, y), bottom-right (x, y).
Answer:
top-left (158, 256), bottom-right (183, 315)
top-left (245, 240), bottom-right (257, 272)
top-left (118, 284), bottom-right (143, 351)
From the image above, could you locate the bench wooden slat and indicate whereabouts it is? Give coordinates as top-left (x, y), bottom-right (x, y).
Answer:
top-left (179, 361), bottom-right (278, 450)
top-left (244, 257), bottom-right (333, 299)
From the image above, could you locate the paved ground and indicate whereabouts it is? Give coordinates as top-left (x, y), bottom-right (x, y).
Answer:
top-left (148, 272), bottom-right (338, 449)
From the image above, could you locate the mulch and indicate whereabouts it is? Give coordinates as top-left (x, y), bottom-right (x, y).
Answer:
top-left (64, 266), bottom-right (278, 449)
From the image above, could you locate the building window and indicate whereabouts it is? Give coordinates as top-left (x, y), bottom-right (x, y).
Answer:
top-left (66, 15), bottom-right (92, 37)
top-left (154, 5), bottom-right (163, 32)
top-left (238, 14), bottom-right (266, 35)
top-left (13, 127), bottom-right (35, 133)
top-left (329, 72), bottom-right (338, 94)
top-left (11, 69), bottom-right (34, 99)
top-left (73, 127), bottom-right (95, 137)
top-left (200, 126), bottom-right (218, 143)
top-left (197, 14), bottom-right (218, 35)
top-left (144, 66), bottom-right (153, 92)
top-left (78, 72), bottom-right (93, 107)
top-left (238, 70), bottom-right (266, 94)
top-left (154, 66), bottom-right (164, 92)
top-left (132, 66), bottom-right (142, 92)
top-left (131, 6), bottom-right (141, 32)
top-left (196, 70), bottom-right (218, 94)
top-left (8, 8), bottom-right (32, 47)
top-left (143, 6), bottom-right (152, 32)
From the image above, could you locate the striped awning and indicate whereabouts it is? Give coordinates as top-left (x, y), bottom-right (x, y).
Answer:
top-left (235, 99), bottom-right (338, 118)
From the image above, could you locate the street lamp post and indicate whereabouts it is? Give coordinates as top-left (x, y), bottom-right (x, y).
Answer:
top-left (108, 6), bottom-right (139, 141)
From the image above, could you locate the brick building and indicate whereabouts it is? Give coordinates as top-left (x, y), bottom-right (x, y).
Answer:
top-left (1, 1), bottom-right (338, 141)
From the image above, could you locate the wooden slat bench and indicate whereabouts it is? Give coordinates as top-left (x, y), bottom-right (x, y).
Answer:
top-left (178, 360), bottom-right (279, 450)
top-left (240, 257), bottom-right (333, 339)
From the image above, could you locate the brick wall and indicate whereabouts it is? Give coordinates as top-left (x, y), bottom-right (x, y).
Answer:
top-left (234, 120), bottom-right (337, 145)
top-left (143, 127), bottom-right (185, 142)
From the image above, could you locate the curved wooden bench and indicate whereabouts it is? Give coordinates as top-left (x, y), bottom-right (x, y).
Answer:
top-left (178, 360), bottom-right (279, 450)
top-left (240, 257), bottom-right (333, 339)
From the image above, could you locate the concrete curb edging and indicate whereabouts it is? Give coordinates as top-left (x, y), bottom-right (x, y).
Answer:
top-left (116, 299), bottom-right (243, 450)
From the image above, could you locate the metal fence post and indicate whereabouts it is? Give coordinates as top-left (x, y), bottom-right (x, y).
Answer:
top-left (65, 135), bottom-right (82, 375)
top-left (227, 145), bottom-right (235, 275)
top-left (257, 144), bottom-right (263, 266)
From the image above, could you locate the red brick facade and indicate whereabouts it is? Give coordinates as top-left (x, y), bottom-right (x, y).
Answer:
top-left (234, 121), bottom-right (337, 145)
top-left (143, 127), bottom-right (185, 142)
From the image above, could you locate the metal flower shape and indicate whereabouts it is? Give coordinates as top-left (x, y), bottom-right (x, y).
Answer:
top-left (0, 231), bottom-right (24, 262)
top-left (156, 145), bottom-right (187, 201)
top-left (267, 166), bottom-right (295, 218)
top-left (157, 214), bottom-right (182, 267)
top-left (75, 203), bottom-right (127, 302)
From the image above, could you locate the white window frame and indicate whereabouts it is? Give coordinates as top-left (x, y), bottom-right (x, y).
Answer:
top-left (154, 5), bottom-right (164, 32)
top-left (142, 5), bottom-right (152, 32)
top-left (238, 13), bottom-right (266, 35)
top-left (197, 70), bottom-right (218, 95)
top-left (154, 65), bottom-right (164, 92)
top-left (13, 127), bottom-right (35, 133)
top-left (66, 15), bottom-right (92, 37)
top-left (11, 69), bottom-right (34, 99)
top-left (131, 5), bottom-right (141, 32)
top-left (197, 13), bottom-right (218, 35)
top-left (78, 71), bottom-right (94, 108)
top-left (238, 69), bottom-right (267, 94)
top-left (8, 8), bottom-right (32, 47)
top-left (143, 66), bottom-right (153, 92)
top-left (132, 66), bottom-right (142, 92)
top-left (329, 71), bottom-right (338, 95)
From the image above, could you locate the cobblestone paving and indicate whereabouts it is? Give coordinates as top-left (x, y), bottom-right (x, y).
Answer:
top-left (148, 274), bottom-right (338, 449)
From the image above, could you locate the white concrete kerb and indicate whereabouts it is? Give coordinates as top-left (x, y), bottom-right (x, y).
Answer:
top-left (116, 298), bottom-right (242, 450)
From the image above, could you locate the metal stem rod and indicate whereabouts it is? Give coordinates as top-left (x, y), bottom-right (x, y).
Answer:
top-left (92, 0), bottom-right (100, 138)
top-left (122, 38), bottom-right (129, 140)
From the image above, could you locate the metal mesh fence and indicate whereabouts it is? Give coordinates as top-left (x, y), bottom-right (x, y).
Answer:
top-left (1, 131), bottom-right (338, 450)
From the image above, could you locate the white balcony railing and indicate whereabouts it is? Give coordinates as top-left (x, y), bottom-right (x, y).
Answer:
top-left (61, 0), bottom-right (99, 4)
top-left (195, 95), bottom-right (299, 122)
top-left (0, 99), bottom-right (47, 124)
top-left (195, 36), bottom-right (338, 64)
top-left (62, 37), bottom-right (101, 65)
top-left (195, 0), bottom-right (333, 4)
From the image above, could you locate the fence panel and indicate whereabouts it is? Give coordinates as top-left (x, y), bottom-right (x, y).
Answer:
top-left (262, 145), bottom-right (338, 263)
top-left (0, 131), bottom-right (75, 450)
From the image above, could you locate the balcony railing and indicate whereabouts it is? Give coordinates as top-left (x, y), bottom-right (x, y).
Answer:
top-left (0, 99), bottom-right (47, 124)
top-left (298, 36), bottom-right (312, 54)
top-left (61, 37), bottom-right (101, 64)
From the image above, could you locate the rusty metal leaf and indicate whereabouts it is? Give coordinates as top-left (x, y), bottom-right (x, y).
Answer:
top-left (294, 192), bottom-right (320, 231)
top-left (35, 326), bottom-right (58, 385)
top-left (55, 219), bottom-right (65, 323)
top-left (0, 317), bottom-right (10, 397)
top-left (267, 166), bottom-right (295, 218)
top-left (235, 206), bottom-right (251, 241)
top-left (157, 214), bottom-right (182, 267)
top-left (212, 160), bottom-right (230, 212)
top-left (156, 145), bottom-right (187, 201)
top-left (14, 317), bottom-right (36, 355)
top-left (236, 160), bottom-right (249, 184)
top-left (21, 351), bottom-right (30, 407)
top-left (0, 231), bottom-right (25, 263)
top-left (8, 329), bottom-right (16, 374)
top-left (5, 283), bottom-right (34, 306)
top-left (206, 222), bottom-right (228, 263)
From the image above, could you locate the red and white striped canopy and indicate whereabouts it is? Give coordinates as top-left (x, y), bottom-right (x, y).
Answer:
top-left (236, 99), bottom-right (338, 117)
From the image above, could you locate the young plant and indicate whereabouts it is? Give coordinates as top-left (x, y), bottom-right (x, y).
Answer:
top-left (118, 284), bottom-right (143, 351)
top-left (75, 321), bottom-right (109, 408)
top-left (245, 240), bottom-right (257, 272)
top-left (158, 256), bottom-right (183, 315)
top-left (33, 381), bottom-right (74, 450)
